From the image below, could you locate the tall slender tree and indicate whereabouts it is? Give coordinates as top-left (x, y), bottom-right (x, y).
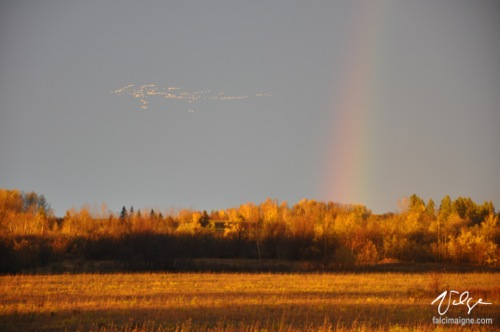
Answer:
top-left (120, 206), bottom-right (128, 221)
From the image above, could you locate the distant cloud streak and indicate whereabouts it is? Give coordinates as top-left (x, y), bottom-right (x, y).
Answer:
top-left (112, 84), bottom-right (272, 111)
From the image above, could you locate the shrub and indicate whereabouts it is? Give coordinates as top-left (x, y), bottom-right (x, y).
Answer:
top-left (356, 240), bottom-right (379, 265)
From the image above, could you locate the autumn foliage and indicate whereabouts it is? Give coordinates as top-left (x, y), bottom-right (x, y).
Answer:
top-left (0, 189), bottom-right (498, 272)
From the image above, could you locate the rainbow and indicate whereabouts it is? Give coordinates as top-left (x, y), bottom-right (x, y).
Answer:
top-left (321, 1), bottom-right (383, 207)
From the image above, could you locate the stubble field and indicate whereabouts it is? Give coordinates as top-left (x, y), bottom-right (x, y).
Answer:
top-left (0, 272), bottom-right (498, 331)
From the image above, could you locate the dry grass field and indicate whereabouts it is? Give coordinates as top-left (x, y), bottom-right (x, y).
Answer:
top-left (0, 272), bottom-right (498, 331)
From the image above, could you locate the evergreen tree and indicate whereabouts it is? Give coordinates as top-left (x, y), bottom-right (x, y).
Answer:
top-left (199, 210), bottom-right (210, 227)
top-left (120, 206), bottom-right (128, 220)
top-left (452, 196), bottom-right (477, 221)
top-left (409, 194), bottom-right (425, 213)
top-left (438, 195), bottom-right (452, 222)
top-left (426, 199), bottom-right (436, 218)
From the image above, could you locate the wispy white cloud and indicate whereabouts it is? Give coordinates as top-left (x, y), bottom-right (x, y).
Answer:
top-left (112, 84), bottom-right (271, 111)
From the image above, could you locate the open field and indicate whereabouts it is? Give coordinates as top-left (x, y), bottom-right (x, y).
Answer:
top-left (0, 272), bottom-right (498, 331)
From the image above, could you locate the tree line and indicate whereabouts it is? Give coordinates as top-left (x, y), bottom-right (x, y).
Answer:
top-left (0, 189), bottom-right (498, 272)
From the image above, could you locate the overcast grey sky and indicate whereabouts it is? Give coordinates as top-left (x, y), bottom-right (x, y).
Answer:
top-left (1, 1), bottom-right (499, 216)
